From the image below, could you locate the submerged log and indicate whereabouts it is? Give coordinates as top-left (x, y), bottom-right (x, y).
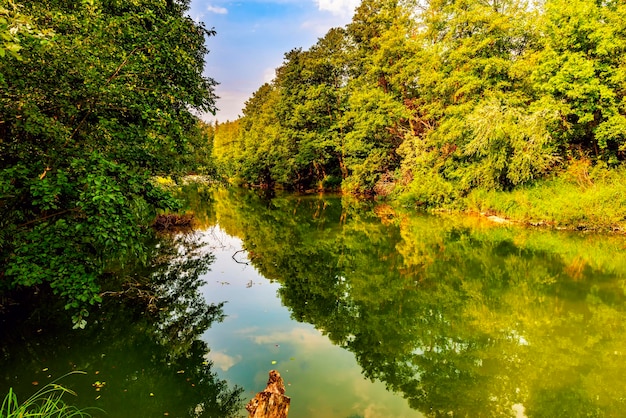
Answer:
top-left (246, 370), bottom-right (290, 418)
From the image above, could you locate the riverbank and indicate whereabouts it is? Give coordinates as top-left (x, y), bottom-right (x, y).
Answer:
top-left (168, 165), bottom-right (626, 233)
top-left (456, 163), bottom-right (626, 232)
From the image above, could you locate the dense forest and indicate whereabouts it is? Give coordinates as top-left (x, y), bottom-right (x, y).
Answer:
top-left (213, 0), bottom-right (626, 204)
top-left (0, 0), bottom-right (217, 324)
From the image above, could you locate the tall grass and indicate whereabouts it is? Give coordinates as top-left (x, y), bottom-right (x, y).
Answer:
top-left (464, 162), bottom-right (626, 230)
top-left (0, 372), bottom-right (98, 418)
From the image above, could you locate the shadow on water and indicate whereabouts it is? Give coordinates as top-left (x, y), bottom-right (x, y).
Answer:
top-left (0, 229), bottom-right (244, 417)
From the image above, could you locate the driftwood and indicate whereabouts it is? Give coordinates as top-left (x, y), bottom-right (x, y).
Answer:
top-left (246, 370), bottom-right (290, 418)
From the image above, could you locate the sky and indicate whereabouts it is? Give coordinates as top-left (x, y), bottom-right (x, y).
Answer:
top-left (187, 0), bottom-right (360, 122)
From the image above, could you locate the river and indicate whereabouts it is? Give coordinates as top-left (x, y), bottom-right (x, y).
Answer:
top-left (2, 184), bottom-right (626, 417)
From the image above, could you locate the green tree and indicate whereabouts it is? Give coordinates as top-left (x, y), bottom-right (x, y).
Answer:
top-left (397, 0), bottom-right (560, 203)
top-left (239, 82), bottom-right (288, 187)
top-left (532, 0), bottom-right (626, 162)
top-left (213, 119), bottom-right (242, 180)
top-left (274, 32), bottom-right (351, 190)
top-left (0, 0), bottom-right (217, 324)
top-left (341, 0), bottom-right (416, 193)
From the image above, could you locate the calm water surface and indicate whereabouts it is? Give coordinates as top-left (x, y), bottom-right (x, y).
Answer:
top-left (199, 226), bottom-right (418, 418)
top-left (2, 185), bottom-right (626, 417)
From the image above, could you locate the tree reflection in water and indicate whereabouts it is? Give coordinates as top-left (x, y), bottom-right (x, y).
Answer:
top-left (0, 228), bottom-right (244, 418)
top-left (207, 186), bottom-right (626, 418)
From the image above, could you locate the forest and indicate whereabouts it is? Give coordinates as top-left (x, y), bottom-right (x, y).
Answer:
top-left (213, 0), bottom-right (626, 211)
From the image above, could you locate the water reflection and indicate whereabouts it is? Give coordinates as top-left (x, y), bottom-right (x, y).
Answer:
top-left (197, 186), bottom-right (626, 417)
top-left (0, 229), bottom-right (244, 417)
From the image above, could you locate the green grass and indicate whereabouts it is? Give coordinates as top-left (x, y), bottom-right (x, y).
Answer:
top-left (463, 163), bottom-right (626, 230)
top-left (1, 372), bottom-right (99, 418)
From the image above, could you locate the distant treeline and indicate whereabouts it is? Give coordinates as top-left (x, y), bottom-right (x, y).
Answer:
top-left (213, 0), bottom-right (626, 204)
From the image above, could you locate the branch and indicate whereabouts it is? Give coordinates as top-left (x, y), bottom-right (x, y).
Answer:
top-left (106, 46), bottom-right (143, 85)
top-left (232, 249), bottom-right (249, 265)
top-left (18, 208), bottom-right (80, 228)
top-left (66, 45), bottom-right (144, 144)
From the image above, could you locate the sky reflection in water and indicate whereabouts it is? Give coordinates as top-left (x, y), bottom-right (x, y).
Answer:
top-left (199, 225), bottom-right (420, 418)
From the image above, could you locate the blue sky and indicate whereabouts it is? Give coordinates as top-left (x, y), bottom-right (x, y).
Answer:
top-left (188, 0), bottom-right (359, 122)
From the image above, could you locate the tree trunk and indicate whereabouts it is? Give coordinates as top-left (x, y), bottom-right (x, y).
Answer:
top-left (246, 370), bottom-right (290, 418)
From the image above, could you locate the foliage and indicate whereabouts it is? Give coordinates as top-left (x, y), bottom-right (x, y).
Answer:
top-left (0, 0), bottom-right (53, 60)
top-left (0, 0), bottom-right (217, 322)
top-left (214, 0), bottom-right (626, 209)
top-left (214, 3), bottom-right (417, 193)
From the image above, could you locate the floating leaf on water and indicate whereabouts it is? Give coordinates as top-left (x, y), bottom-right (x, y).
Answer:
top-left (177, 370), bottom-right (185, 374)
top-left (42, 368), bottom-right (49, 372)
top-left (32, 381), bottom-right (39, 386)
top-left (92, 381), bottom-right (106, 390)
top-left (271, 360), bottom-right (277, 364)
top-left (290, 357), bottom-right (295, 361)
top-left (150, 392), bottom-right (155, 397)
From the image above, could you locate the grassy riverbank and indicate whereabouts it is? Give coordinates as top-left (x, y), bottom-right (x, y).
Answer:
top-left (460, 162), bottom-right (626, 231)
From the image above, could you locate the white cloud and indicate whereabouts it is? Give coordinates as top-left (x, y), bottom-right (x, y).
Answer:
top-left (249, 327), bottom-right (329, 351)
top-left (207, 4), bottom-right (228, 14)
top-left (205, 351), bottom-right (242, 372)
top-left (314, 0), bottom-right (360, 17)
top-left (300, 18), bottom-right (340, 37)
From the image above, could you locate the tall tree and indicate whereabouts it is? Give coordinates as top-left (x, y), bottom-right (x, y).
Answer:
top-left (0, 0), bottom-right (217, 324)
top-left (532, 0), bottom-right (626, 162)
top-left (341, 0), bottom-right (416, 193)
top-left (398, 0), bottom-right (559, 203)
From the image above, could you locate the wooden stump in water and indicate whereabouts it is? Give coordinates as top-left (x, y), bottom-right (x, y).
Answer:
top-left (246, 370), bottom-right (290, 418)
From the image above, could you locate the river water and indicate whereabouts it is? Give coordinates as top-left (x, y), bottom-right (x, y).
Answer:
top-left (2, 184), bottom-right (626, 417)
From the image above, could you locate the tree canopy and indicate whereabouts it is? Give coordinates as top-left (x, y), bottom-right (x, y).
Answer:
top-left (0, 0), bottom-right (217, 324)
top-left (213, 0), bottom-right (626, 200)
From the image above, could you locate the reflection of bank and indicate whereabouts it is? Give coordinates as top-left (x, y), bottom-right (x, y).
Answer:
top-left (195, 185), bottom-right (626, 418)
top-left (200, 224), bottom-right (420, 418)
top-left (0, 224), bottom-right (244, 418)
